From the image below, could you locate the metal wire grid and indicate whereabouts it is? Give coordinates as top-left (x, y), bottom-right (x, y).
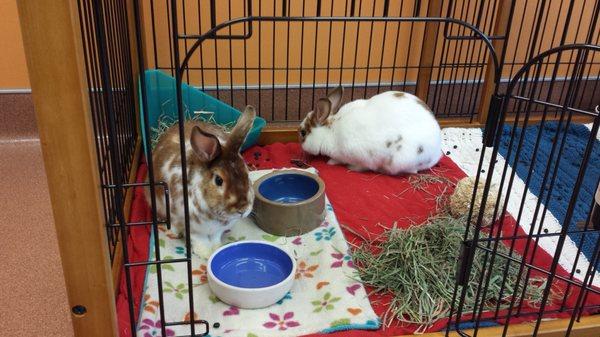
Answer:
top-left (77, 0), bottom-right (138, 263)
top-left (73, 1), bottom-right (600, 336)
top-left (449, 45), bottom-right (600, 337)
top-left (499, 0), bottom-right (600, 114)
top-left (123, 3), bottom-right (499, 337)
top-left (125, 0), bottom-right (211, 335)
top-left (143, 0), bottom-right (600, 123)
top-left (142, 0), bottom-right (505, 122)
top-left (424, 0), bottom-right (501, 123)
top-left (76, 0), bottom-right (210, 335)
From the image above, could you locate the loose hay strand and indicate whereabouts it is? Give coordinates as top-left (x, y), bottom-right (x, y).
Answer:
top-left (352, 214), bottom-right (547, 330)
top-left (150, 104), bottom-right (236, 149)
top-left (408, 174), bottom-right (456, 191)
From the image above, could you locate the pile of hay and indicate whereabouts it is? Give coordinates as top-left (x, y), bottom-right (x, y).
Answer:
top-left (352, 215), bottom-right (547, 331)
top-left (449, 176), bottom-right (502, 227)
top-left (150, 101), bottom-right (235, 149)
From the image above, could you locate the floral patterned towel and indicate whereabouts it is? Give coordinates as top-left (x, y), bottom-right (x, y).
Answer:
top-left (138, 168), bottom-right (380, 337)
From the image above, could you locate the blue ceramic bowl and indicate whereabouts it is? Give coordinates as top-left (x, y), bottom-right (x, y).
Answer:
top-left (258, 173), bottom-right (321, 204)
top-left (252, 170), bottom-right (326, 236)
top-left (207, 241), bottom-right (296, 309)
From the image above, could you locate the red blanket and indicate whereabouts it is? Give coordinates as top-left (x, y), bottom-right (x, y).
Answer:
top-left (116, 143), bottom-right (599, 337)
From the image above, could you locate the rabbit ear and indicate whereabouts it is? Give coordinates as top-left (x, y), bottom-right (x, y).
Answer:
top-left (191, 126), bottom-right (221, 163)
top-left (311, 98), bottom-right (331, 125)
top-left (227, 105), bottom-right (256, 152)
top-left (327, 85), bottom-right (344, 115)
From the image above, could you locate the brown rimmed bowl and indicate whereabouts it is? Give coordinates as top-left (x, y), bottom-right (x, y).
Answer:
top-left (252, 170), bottom-right (326, 236)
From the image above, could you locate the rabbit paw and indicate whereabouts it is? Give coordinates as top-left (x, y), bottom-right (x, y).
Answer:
top-left (169, 230), bottom-right (183, 239)
top-left (192, 242), bottom-right (212, 259)
top-left (169, 224), bottom-right (184, 239)
top-left (347, 164), bottom-right (368, 172)
top-left (327, 158), bottom-right (341, 166)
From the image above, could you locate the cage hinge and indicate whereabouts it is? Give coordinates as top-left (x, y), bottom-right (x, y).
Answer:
top-left (456, 240), bottom-right (475, 286)
top-left (483, 94), bottom-right (504, 147)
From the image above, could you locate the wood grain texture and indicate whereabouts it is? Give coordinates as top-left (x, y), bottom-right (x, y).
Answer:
top-left (477, 1), bottom-right (513, 124)
top-left (257, 118), bottom-right (484, 145)
top-left (17, 1), bottom-right (118, 336)
top-left (256, 114), bottom-right (595, 145)
top-left (126, 0), bottom-right (142, 130)
top-left (415, 0), bottom-right (443, 101)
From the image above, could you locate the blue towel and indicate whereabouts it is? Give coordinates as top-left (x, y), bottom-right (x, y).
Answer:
top-left (496, 121), bottom-right (599, 266)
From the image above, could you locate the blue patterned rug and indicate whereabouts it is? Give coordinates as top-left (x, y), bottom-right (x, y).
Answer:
top-left (497, 121), bottom-right (599, 266)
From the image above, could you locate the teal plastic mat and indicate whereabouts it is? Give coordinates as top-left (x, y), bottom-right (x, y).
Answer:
top-left (139, 70), bottom-right (266, 157)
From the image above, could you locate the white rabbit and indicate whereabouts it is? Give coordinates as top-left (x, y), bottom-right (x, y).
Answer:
top-left (299, 86), bottom-right (442, 174)
top-left (147, 106), bottom-right (256, 258)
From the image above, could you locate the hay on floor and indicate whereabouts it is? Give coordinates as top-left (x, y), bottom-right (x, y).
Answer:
top-left (150, 100), bottom-right (236, 149)
top-left (352, 214), bottom-right (548, 332)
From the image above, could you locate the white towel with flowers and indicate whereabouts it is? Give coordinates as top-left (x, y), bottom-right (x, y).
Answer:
top-left (137, 168), bottom-right (379, 337)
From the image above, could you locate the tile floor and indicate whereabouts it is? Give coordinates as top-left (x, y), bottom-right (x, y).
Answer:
top-left (0, 98), bottom-right (74, 336)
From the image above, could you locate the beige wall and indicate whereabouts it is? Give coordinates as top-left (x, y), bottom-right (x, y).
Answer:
top-left (143, 0), bottom-right (599, 87)
top-left (3, 0), bottom-right (598, 89)
top-left (0, 0), bottom-right (30, 89)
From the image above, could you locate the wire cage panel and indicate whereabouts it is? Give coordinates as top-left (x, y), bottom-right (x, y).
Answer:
top-left (501, 1), bottom-right (600, 79)
top-left (143, 0), bottom-right (507, 122)
top-left (77, 0), bottom-right (139, 264)
top-left (450, 45), bottom-right (600, 337)
top-left (499, 0), bottom-right (600, 115)
top-left (71, 1), bottom-right (600, 336)
top-left (142, 0), bottom-right (600, 123)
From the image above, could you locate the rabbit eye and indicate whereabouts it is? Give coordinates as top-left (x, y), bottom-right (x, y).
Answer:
top-left (214, 174), bottom-right (223, 186)
top-left (300, 130), bottom-right (306, 137)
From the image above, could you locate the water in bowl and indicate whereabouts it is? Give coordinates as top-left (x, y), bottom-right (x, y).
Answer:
top-left (211, 242), bottom-right (294, 288)
top-left (258, 173), bottom-right (319, 204)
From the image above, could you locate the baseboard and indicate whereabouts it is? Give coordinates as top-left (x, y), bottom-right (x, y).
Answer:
top-left (0, 88), bottom-right (32, 94)
top-left (0, 91), bottom-right (38, 139)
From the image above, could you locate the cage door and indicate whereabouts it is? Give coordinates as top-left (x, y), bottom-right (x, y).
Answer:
top-left (448, 44), bottom-right (600, 337)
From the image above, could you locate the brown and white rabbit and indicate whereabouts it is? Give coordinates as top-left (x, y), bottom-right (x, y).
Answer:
top-left (299, 86), bottom-right (442, 174)
top-left (147, 106), bottom-right (256, 258)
